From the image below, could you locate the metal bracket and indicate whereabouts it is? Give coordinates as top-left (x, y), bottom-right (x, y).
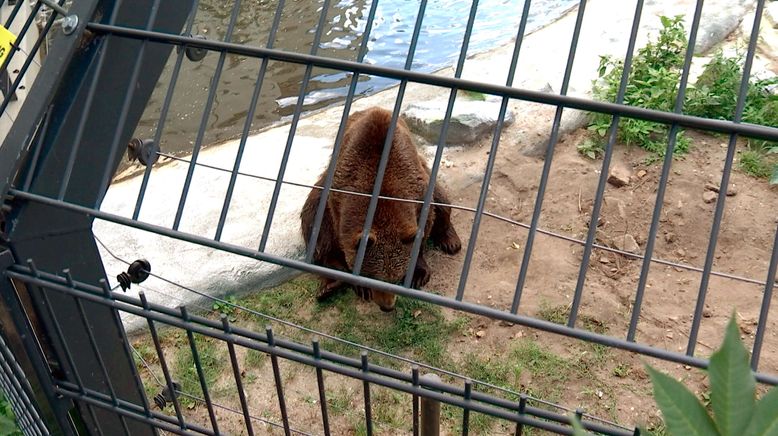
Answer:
top-left (40, 0), bottom-right (79, 35)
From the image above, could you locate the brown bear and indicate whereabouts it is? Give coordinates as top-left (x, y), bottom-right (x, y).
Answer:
top-left (300, 107), bottom-right (462, 312)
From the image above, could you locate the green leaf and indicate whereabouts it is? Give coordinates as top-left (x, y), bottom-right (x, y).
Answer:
top-left (660, 15), bottom-right (671, 28)
top-left (708, 316), bottom-right (756, 435)
top-left (746, 387), bottom-right (778, 436)
top-left (770, 165), bottom-right (778, 185)
top-left (646, 364), bottom-right (720, 436)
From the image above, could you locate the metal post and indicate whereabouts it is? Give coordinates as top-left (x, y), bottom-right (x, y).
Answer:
top-left (0, 0), bottom-right (194, 434)
top-left (420, 373), bottom-right (441, 436)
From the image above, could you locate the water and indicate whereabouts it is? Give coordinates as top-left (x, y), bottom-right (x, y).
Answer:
top-left (134, 0), bottom-right (576, 159)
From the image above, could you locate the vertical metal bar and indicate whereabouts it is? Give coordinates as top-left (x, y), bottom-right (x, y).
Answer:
top-left (96, 0), bottom-right (164, 203)
top-left (751, 224), bottom-right (778, 370)
top-left (172, 0), bottom-right (243, 230)
top-left (687, 0), bottom-right (766, 356)
top-left (567, 0), bottom-right (644, 326)
top-left (2, 0), bottom-right (25, 28)
top-left (461, 380), bottom-right (472, 436)
top-left (361, 352), bottom-right (373, 436)
top-left (21, 108), bottom-right (52, 192)
top-left (312, 340), bottom-right (331, 436)
top-left (353, 0), bottom-right (429, 275)
top-left (140, 291), bottom-right (186, 430)
top-left (412, 366), bottom-right (419, 436)
top-left (30, 261), bottom-right (103, 434)
top-left (214, 0), bottom-right (285, 240)
top-left (99, 278), bottom-right (155, 421)
top-left (0, 0), bottom-right (57, 115)
top-left (402, 0), bottom-right (480, 288)
top-left (511, 0), bottom-right (588, 313)
top-left (180, 306), bottom-right (220, 434)
top-left (0, 333), bottom-right (47, 435)
top-left (514, 394), bottom-right (527, 436)
top-left (66, 269), bottom-right (130, 436)
top-left (304, 0), bottom-right (382, 262)
top-left (455, 0), bottom-right (532, 299)
top-left (58, 1), bottom-right (123, 199)
top-left (626, 0), bottom-right (706, 341)
top-left (267, 326), bottom-right (290, 436)
top-left (223, 316), bottom-right (254, 436)
top-left (132, 1), bottom-right (200, 220)
top-left (0, 0), bottom-right (45, 78)
top-left (258, 0), bottom-right (332, 251)
top-left (0, 256), bottom-right (73, 433)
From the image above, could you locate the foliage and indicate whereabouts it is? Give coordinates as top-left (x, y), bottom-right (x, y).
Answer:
top-left (212, 295), bottom-right (238, 321)
top-left (173, 333), bottom-right (225, 407)
top-left (574, 315), bottom-right (778, 435)
top-left (0, 394), bottom-right (22, 436)
top-left (586, 15), bottom-right (778, 181)
top-left (589, 15), bottom-right (690, 157)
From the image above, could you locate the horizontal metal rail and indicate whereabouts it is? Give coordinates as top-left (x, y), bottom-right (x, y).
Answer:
top-left (10, 189), bottom-right (778, 386)
top-left (7, 266), bottom-right (636, 435)
top-left (83, 23), bottom-right (778, 143)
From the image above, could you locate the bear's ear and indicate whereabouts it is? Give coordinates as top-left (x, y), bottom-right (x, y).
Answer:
top-left (351, 231), bottom-right (377, 250)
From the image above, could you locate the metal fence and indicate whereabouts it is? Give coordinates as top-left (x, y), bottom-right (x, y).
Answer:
top-left (0, 0), bottom-right (777, 434)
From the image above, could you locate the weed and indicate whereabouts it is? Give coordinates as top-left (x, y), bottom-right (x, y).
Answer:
top-left (613, 363), bottom-right (631, 378)
top-left (212, 295), bottom-right (238, 321)
top-left (739, 149), bottom-right (773, 178)
top-left (461, 90), bottom-right (487, 101)
top-left (173, 333), bottom-right (225, 407)
top-left (372, 388), bottom-right (407, 430)
top-left (589, 15), bottom-right (689, 157)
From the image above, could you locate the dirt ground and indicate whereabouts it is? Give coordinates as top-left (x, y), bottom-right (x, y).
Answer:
top-left (130, 124), bottom-right (778, 435)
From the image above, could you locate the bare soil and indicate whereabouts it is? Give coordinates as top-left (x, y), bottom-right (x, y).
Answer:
top-left (132, 127), bottom-right (778, 435)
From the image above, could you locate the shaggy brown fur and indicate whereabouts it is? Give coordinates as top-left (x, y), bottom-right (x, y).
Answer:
top-left (300, 107), bottom-right (461, 311)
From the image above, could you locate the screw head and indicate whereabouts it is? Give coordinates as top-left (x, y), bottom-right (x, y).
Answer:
top-left (61, 15), bottom-right (78, 35)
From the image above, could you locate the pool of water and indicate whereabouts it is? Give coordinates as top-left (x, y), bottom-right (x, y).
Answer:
top-left (134, 0), bottom-right (577, 159)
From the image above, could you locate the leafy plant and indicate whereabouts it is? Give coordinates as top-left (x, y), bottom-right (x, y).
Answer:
top-left (212, 295), bottom-right (238, 321)
top-left (589, 15), bottom-right (690, 157)
top-left (572, 315), bottom-right (778, 435)
top-left (0, 394), bottom-right (22, 436)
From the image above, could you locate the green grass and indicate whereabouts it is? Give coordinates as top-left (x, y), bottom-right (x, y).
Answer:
top-left (173, 333), bottom-right (226, 407)
top-left (740, 149), bottom-right (775, 179)
top-left (243, 348), bottom-right (266, 369)
top-left (318, 290), bottom-right (469, 368)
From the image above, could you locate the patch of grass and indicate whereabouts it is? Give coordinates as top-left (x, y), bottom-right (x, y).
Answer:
top-left (372, 388), bottom-right (407, 430)
top-left (321, 292), bottom-right (469, 368)
top-left (739, 148), bottom-right (775, 179)
top-left (237, 278), bottom-right (319, 324)
top-left (460, 90), bottom-right (487, 101)
top-left (173, 333), bottom-right (226, 407)
top-left (589, 15), bottom-right (690, 157)
top-left (243, 348), bottom-right (266, 369)
top-left (536, 303), bottom-right (608, 335)
top-left (326, 386), bottom-right (352, 416)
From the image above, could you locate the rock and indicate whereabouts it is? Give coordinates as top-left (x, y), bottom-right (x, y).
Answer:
top-left (664, 232), bottom-right (676, 243)
top-left (767, 2), bottom-right (778, 28)
top-left (694, 0), bottom-right (754, 55)
top-left (702, 191), bottom-right (718, 204)
top-left (499, 320), bottom-right (515, 327)
top-left (614, 234), bottom-right (640, 254)
top-left (607, 162), bottom-right (633, 187)
top-left (599, 257), bottom-right (610, 264)
top-left (705, 182), bottom-right (737, 196)
top-left (703, 308), bottom-right (713, 318)
top-left (522, 109), bottom-right (590, 158)
top-left (475, 330), bottom-right (486, 338)
top-left (675, 248), bottom-right (686, 258)
top-left (402, 97), bottom-right (515, 145)
top-left (636, 169), bottom-right (647, 179)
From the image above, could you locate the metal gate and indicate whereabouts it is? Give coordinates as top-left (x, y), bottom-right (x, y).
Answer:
top-left (0, 0), bottom-right (777, 434)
